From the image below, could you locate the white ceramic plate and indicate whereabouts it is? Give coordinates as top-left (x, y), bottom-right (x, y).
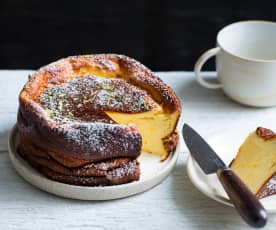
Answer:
top-left (9, 125), bottom-right (180, 200)
top-left (186, 127), bottom-right (276, 213)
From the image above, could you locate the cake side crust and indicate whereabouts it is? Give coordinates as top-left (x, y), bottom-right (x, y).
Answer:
top-left (18, 54), bottom-right (181, 161)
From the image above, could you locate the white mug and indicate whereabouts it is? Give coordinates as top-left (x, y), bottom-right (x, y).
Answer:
top-left (194, 21), bottom-right (276, 107)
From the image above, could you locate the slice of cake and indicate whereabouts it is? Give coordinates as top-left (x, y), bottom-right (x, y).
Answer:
top-left (230, 127), bottom-right (276, 198)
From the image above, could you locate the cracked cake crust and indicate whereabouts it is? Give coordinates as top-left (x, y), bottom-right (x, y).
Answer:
top-left (18, 54), bottom-right (181, 186)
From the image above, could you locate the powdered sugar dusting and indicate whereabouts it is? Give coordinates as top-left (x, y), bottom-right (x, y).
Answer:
top-left (258, 175), bottom-right (276, 198)
top-left (39, 75), bottom-right (155, 124)
top-left (61, 121), bottom-right (141, 158)
top-left (266, 176), bottom-right (276, 190)
top-left (106, 160), bottom-right (139, 180)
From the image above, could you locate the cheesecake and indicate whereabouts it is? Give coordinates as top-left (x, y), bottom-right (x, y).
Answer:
top-left (230, 127), bottom-right (276, 198)
top-left (17, 54), bottom-right (181, 186)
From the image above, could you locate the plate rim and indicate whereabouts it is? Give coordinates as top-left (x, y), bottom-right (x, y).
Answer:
top-left (8, 124), bottom-right (180, 200)
top-left (186, 154), bottom-right (233, 207)
top-left (186, 130), bottom-right (276, 213)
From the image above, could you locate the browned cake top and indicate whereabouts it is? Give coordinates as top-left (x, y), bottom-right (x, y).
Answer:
top-left (38, 75), bottom-right (156, 123)
top-left (18, 54), bottom-right (181, 162)
top-left (256, 127), bottom-right (276, 140)
top-left (21, 54), bottom-right (181, 114)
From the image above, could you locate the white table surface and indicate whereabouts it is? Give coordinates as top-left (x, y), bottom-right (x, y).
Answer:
top-left (0, 70), bottom-right (276, 230)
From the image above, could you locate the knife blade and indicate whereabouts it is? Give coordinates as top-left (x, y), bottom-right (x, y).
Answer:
top-left (182, 124), bottom-right (267, 228)
top-left (182, 124), bottom-right (226, 174)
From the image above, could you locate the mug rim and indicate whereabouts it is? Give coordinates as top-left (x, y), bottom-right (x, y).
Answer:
top-left (217, 20), bottom-right (276, 63)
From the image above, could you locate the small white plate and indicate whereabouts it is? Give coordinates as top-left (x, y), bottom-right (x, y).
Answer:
top-left (8, 125), bottom-right (180, 200)
top-left (186, 127), bottom-right (276, 213)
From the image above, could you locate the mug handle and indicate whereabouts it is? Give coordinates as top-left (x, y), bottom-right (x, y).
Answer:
top-left (194, 47), bottom-right (222, 89)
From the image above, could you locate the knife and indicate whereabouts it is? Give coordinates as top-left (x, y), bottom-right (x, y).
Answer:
top-left (182, 124), bottom-right (267, 228)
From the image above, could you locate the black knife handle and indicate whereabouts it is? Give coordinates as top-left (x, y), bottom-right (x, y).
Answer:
top-left (217, 168), bottom-right (267, 228)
